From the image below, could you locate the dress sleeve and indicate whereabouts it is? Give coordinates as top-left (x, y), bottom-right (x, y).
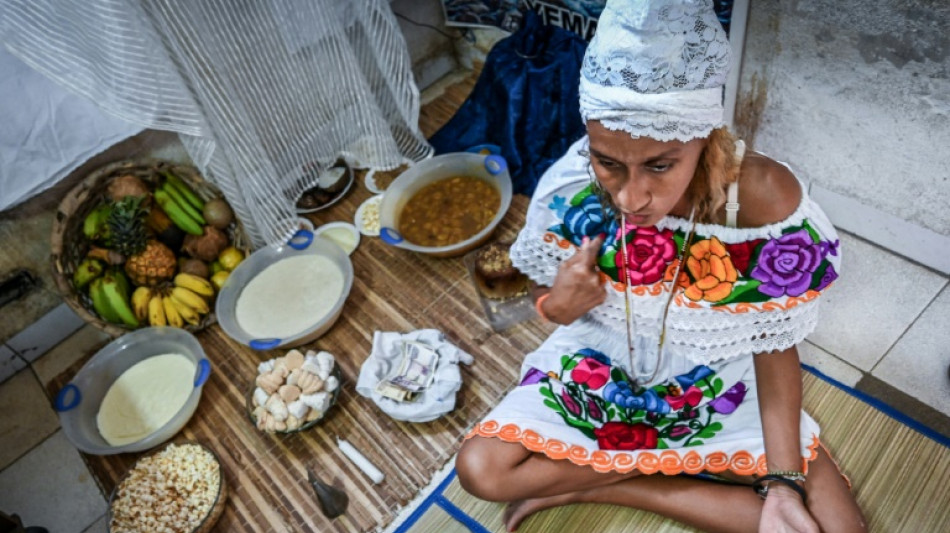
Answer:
top-left (665, 191), bottom-right (842, 363)
top-left (509, 136), bottom-right (593, 287)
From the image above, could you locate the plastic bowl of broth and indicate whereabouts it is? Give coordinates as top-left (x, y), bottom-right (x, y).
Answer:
top-left (378, 153), bottom-right (512, 258)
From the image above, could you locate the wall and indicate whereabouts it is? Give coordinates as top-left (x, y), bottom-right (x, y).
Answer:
top-left (390, 0), bottom-right (460, 90)
top-left (734, 0), bottom-right (950, 239)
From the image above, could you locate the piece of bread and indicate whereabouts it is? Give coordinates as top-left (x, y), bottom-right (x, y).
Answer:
top-left (473, 242), bottom-right (529, 300)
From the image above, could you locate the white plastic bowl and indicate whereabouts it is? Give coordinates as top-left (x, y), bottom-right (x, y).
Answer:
top-left (55, 327), bottom-right (211, 455)
top-left (215, 229), bottom-right (353, 350)
top-left (378, 153), bottom-right (512, 258)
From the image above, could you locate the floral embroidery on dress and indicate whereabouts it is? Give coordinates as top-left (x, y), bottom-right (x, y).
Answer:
top-left (523, 348), bottom-right (748, 451)
top-left (546, 185), bottom-right (840, 305)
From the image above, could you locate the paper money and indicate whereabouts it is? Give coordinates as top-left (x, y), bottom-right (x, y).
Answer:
top-left (375, 341), bottom-right (439, 402)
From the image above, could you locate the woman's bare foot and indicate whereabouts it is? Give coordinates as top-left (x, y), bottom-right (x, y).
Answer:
top-left (503, 492), bottom-right (583, 532)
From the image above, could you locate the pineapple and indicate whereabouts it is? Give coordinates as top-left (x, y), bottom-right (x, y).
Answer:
top-left (107, 196), bottom-right (177, 286)
top-left (125, 240), bottom-right (177, 287)
top-left (106, 196), bottom-right (148, 256)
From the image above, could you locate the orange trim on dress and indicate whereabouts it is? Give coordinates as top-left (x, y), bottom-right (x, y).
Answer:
top-left (466, 420), bottom-right (821, 477)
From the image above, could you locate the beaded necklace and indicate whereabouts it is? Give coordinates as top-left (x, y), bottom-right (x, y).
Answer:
top-left (620, 207), bottom-right (696, 384)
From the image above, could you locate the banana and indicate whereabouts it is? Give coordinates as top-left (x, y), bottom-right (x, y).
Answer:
top-left (100, 272), bottom-right (140, 328)
top-left (170, 286), bottom-right (210, 315)
top-left (111, 268), bottom-right (132, 301)
top-left (131, 286), bottom-right (152, 322)
top-left (162, 296), bottom-right (185, 328)
top-left (160, 183), bottom-right (206, 226)
top-left (148, 294), bottom-right (167, 326)
top-left (161, 171), bottom-right (205, 210)
top-left (89, 278), bottom-right (121, 324)
top-left (82, 204), bottom-right (111, 241)
top-left (171, 296), bottom-right (202, 326)
top-left (174, 273), bottom-right (214, 298)
top-left (73, 258), bottom-right (105, 290)
top-left (154, 189), bottom-right (203, 236)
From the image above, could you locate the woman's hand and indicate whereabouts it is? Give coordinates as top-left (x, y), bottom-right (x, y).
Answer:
top-left (759, 485), bottom-right (818, 533)
top-left (541, 235), bottom-right (606, 324)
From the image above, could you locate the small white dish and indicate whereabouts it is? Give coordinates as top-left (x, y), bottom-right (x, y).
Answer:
top-left (314, 222), bottom-right (360, 255)
top-left (364, 169), bottom-right (385, 195)
top-left (355, 194), bottom-right (384, 237)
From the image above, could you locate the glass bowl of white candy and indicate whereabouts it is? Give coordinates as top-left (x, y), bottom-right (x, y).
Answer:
top-left (246, 349), bottom-right (341, 434)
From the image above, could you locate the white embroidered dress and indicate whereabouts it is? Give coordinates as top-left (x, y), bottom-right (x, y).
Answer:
top-left (468, 136), bottom-right (842, 476)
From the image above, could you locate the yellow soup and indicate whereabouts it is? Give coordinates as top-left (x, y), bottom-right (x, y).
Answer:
top-left (398, 176), bottom-right (500, 247)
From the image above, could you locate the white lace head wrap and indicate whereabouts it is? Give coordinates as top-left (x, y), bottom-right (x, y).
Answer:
top-left (579, 0), bottom-right (732, 142)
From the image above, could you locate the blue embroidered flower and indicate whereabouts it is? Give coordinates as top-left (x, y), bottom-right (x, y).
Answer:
top-left (548, 195), bottom-right (569, 218)
top-left (603, 381), bottom-right (671, 414)
top-left (562, 194), bottom-right (608, 244)
top-left (577, 348), bottom-right (611, 366)
top-left (674, 365), bottom-right (714, 390)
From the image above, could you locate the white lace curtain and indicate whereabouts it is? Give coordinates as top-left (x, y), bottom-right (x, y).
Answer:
top-left (1, 0), bottom-right (433, 247)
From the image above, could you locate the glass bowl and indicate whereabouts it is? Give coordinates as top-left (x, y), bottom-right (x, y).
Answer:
top-left (246, 365), bottom-right (342, 434)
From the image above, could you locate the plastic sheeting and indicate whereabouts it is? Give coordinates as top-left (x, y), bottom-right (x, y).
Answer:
top-left (1, 0), bottom-right (432, 247)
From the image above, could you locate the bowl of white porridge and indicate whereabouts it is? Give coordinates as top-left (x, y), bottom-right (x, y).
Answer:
top-left (215, 229), bottom-right (353, 350)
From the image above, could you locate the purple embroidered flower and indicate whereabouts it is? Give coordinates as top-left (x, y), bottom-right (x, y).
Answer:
top-left (708, 382), bottom-right (748, 414)
top-left (751, 230), bottom-right (825, 297)
top-left (562, 389), bottom-right (582, 416)
top-left (814, 263), bottom-right (838, 292)
top-left (519, 367), bottom-right (546, 386)
top-left (669, 425), bottom-right (693, 438)
top-left (588, 398), bottom-right (603, 420)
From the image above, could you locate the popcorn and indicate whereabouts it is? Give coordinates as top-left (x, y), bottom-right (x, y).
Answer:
top-left (110, 443), bottom-right (220, 533)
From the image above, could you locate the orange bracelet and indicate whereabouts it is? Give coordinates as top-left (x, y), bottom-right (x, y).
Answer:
top-left (535, 293), bottom-right (552, 322)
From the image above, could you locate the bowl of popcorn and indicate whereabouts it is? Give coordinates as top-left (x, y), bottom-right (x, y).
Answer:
top-left (108, 441), bottom-right (225, 533)
top-left (247, 349), bottom-right (341, 433)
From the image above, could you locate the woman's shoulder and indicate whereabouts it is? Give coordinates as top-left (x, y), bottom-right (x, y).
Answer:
top-left (734, 152), bottom-right (803, 229)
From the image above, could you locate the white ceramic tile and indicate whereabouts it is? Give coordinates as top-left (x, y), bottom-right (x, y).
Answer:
top-left (798, 340), bottom-right (864, 388)
top-left (82, 513), bottom-right (108, 533)
top-left (806, 232), bottom-right (947, 372)
top-left (0, 430), bottom-right (106, 533)
top-left (873, 285), bottom-right (950, 418)
top-left (0, 368), bottom-right (59, 470)
top-left (0, 344), bottom-right (26, 384)
top-left (32, 325), bottom-right (111, 387)
top-left (6, 303), bottom-right (86, 363)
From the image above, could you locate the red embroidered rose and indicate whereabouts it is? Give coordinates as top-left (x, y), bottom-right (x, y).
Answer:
top-left (724, 239), bottom-right (764, 275)
top-left (593, 422), bottom-right (659, 451)
top-left (614, 225), bottom-right (676, 285)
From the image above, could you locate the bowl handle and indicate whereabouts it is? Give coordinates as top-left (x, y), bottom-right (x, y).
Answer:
top-left (250, 338), bottom-right (282, 350)
top-left (194, 359), bottom-right (212, 387)
top-left (380, 227), bottom-right (404, 245)
top-left (54, 383), bottom-right (81, 412)
top-left (288, 229), bottom-right (314, 250)
top-left (484, 155), bottom-right (507, 175)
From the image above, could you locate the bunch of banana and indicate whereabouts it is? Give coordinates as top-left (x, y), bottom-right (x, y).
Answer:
top-left (82, 204), bottom-right (113, 243)
top-left (89, 268), bottom-right (140, 328)
top-left (132, 273), bottom-right (215, 328)
top-left (154, 171), bottom-right (206, 236)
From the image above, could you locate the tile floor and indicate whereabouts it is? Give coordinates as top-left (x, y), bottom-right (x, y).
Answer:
top-left (0, 227), bottom-right (947, 532)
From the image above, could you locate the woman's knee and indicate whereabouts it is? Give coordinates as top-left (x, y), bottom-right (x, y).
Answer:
top-left (455, 437), bottom-right (519, 501)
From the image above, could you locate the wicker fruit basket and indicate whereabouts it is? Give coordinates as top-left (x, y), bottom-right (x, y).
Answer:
top-left (51, 158), bottom-right (249, 337)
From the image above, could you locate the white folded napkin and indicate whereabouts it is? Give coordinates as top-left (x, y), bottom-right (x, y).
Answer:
top-left (356, 329), bottom-right (473, 422)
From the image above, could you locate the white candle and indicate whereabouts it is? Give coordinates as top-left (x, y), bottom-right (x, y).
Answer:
top-left (337, 438), bottom-right (385, 484)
